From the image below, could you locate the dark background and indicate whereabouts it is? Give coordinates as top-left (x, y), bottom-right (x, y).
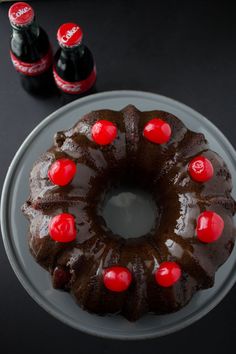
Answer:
top-left (0, 0), bottom-right (235, 353)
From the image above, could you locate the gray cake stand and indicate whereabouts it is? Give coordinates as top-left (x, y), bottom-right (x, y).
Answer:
top-left (1, 90), bottom-right (236, 340)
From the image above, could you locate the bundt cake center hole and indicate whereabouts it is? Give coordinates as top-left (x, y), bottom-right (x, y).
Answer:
top-left (101, 186), bottom-right (158, 239)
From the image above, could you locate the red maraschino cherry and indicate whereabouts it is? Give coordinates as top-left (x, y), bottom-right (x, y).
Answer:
top-left (48, 158), bottom-right (76, 186)
top-left (103, 266), bottom-right (132, 292)
top-left (91, 120), bottom-right (117, 145)
top-left (196, 211), bottom-right (224, 243)
top-left (188, 156), bottom-right (214, 182)
top-left (143, 118), bottom-right (171, 144)
top-left (155, 262), bottom-right (181, 287)
top-left (49, 213), bottom-right (76, 242)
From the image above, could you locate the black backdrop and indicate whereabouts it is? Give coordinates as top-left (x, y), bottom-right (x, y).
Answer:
top-left (0, 1), bottom-right (235, 353)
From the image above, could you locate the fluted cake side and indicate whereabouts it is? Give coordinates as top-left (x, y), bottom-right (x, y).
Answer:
top-left (22, 105), bottom-right (235, 321)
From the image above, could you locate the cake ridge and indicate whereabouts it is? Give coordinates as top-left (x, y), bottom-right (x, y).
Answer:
top-left (22, 105), bottom-right (235, 321)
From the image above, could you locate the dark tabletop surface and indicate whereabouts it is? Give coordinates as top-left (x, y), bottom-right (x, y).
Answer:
top-left (0, 0), bottom-right (236, 353)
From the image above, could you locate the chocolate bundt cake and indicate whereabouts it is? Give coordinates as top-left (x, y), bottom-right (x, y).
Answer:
top-left (22, 105), bottom-right (235, 321)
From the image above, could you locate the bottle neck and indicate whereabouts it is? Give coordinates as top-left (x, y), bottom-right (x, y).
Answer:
top-left (12, 20), bottom-right (40, 43)
top-left (60, 43), bottom-right (85, 58)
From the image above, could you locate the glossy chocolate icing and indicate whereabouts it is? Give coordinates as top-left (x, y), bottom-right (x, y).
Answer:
top-left (22, 105), bottom-right (236, 321)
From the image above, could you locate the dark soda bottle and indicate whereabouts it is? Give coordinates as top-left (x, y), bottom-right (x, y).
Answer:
top-left (8, 2), bottom-right (54, 95)
top-left (53, 23), bottom-right (97, 102)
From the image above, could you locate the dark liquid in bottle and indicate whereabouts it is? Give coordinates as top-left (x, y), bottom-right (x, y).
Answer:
top-left (10, 24), bottom-right (55, 96)
top-left (54, 43), bottom-right (97, 104)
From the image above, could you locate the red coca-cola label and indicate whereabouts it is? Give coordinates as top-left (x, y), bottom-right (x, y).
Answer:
top-left (10, 50), bottom-right (52, 77)
top-left (53, 67), bottom-right (96, 94)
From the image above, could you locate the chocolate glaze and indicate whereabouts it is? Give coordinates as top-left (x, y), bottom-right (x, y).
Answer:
top-left (22, 105), bottom-right (236, 321)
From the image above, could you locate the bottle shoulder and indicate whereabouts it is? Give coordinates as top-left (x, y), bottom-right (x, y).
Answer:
top-left (10, 26), bottom-right (51, 62)
top-left (54, 45), bottom-right (95, 82)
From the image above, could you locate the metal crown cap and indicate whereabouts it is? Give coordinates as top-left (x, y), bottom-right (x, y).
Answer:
top-left (57, 23), bottom-right (83, 48)
top-left (8, 2), bottom-right (34, 26)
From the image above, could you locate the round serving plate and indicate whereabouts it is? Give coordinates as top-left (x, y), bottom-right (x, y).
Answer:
top-left (1, 90), bottom-right (236, 340)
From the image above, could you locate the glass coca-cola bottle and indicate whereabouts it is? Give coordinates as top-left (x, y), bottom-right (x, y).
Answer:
top-left (53, 23), bottom-right (97, 102)
top-left (8, 2), bottom-right (54, 95)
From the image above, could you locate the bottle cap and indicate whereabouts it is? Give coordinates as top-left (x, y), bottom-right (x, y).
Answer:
top-left (8, 2), bottom-right (34, 26)
top-left (57, 23), bottom-right (83, 48)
